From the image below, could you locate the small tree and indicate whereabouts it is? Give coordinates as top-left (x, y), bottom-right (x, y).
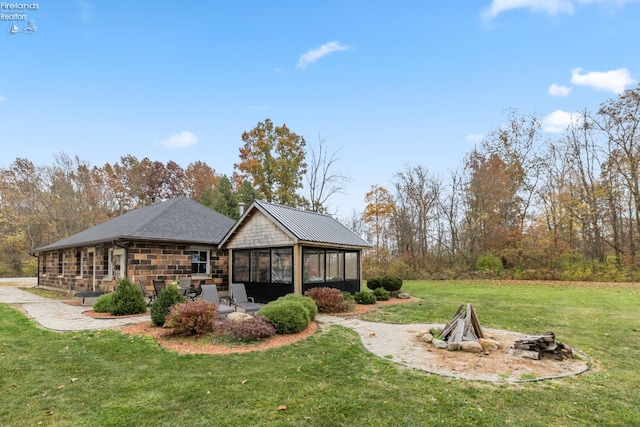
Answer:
top-left (150, 285), bottom-right (186, 326)
top-left (109, 278), bottom-right (147, 316)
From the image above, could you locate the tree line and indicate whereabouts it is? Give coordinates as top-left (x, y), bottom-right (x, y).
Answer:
top-left (358, 86), bottom-right (640, 282)
top-left (0, 119), bottom-right (347, 276)
top-left (3, 88), bottom-right (640, 281)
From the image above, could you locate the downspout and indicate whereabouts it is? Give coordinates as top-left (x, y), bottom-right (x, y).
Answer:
top-left (30, 252), bottom-right (39, 288)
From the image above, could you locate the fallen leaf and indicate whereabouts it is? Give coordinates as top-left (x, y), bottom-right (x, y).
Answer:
top-left (278, 405), bottom-right (287, 411)
top-left (70, 378), bottom-right (78, 383)
top-left (241, 380), bottom-right (248, 384)
top-left (57, 385), bottom-right (65, 389)
top-left (370, 333), bottom-right (376, 337)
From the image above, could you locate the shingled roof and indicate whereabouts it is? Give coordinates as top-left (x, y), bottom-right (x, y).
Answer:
top-left (33, 197), bottom-right (236, 252)
top-left (220, 200), bottom-right (371, 248)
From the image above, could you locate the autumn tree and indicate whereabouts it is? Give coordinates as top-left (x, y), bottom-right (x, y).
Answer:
top-left (234, 118), bottom-right (307, 207)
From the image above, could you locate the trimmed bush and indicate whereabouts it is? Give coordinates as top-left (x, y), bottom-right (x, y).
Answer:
top-left (304, 287), bottom-right (354, 313)
top-left (110, 278), bottom-right (147, 316)
top-left (165, 300), bottom-right (217, 336)
top-left (354, 290), bottom-right (377, 305)
top-left (150, 285), bottom-right (186, 326)
top-left (476, 252), bottom-right (504, 272)
top-left (257, 301), bottom-right (310, 334)
top-left (93, 293), bottom-right (114, 313)
top-left (214, 315), bottom-right (276, 341)
top-left (366, 276), bottom-right (383, 291)
top-left (373, 287), bottom-right (390, 301)
top-left (276, 294), bottom-right (318, 320)
top-left (381, 275), bottom-right (403, 292)
top-left (342, 291), bottom-right (355, 302)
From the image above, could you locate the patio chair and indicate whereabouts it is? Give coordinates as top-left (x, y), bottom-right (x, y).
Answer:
top-left (138, 279), bottom-right (155, 306)
top-left (178, 277), bottom-right (197, 301)
top-left (230, 283), bottom-right (263, 314)
top-left (152, 279), bottom-right (166, 298)
top-left (200, 284), bottom-right (235, 317)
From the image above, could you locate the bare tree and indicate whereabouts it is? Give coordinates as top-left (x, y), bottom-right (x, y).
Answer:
top-left (305, 135), bottom-right (351, 213)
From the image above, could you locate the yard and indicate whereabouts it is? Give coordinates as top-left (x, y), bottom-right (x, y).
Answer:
top-left (1, 280), bottom-right (639, 426)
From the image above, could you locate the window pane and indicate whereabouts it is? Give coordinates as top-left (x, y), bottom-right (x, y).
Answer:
top-left (345, 252), bottom-right (358, 280)
top-left (303, 249), bottom-right (325, 284)
top-left (272, 248), bottom-right (292, 283)
top-left (251, 250), bottom-right (270, 282)
top-left (191, 250), bottom-right (209, 274)
top-left (233, 251), bottom-right (250, 282)
top-left (326, 251), bottom-right (344, 282)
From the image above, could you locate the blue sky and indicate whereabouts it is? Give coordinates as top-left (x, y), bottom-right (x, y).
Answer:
top-left (2, 0), bottom-right (639, 217)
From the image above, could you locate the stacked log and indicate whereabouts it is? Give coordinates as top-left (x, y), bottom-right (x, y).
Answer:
top-left (441, 303), bottom-right (484, 345)
top-left (508, 332), bottom-right (573, 360)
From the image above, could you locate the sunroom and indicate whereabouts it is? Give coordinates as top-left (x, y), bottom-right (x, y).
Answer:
top-left (219, 200), bottom-right (371, 304)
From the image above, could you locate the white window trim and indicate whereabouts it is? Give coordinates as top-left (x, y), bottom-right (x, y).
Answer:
top-left (57, 251), bottom-right (65, 278)
top-left (76, 249), bottom-right (83, 279)
top-left (107, 248), bottom-right (126, 280)
top-left (190, 246), bottom-right (213, 278)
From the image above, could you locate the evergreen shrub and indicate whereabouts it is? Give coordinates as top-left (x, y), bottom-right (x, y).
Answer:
top-left (93, 293), bottom-right (114, 313)
top-left (373, 287), bottom-right (390, 301)
top-left (110, 278), bottom-right (147, 316)
top-left (275, 294), bottom-right (318, 320)
top-left (257, 301), bottom-right (310, 334)
top-left (381, 275), bottom-right (403, 292)
top-left (151, 285), bottom-right (185, 326)
top-left (354, 291), bottom-right (377, 305)
top-left (366, 276), bottom-right (383, 291)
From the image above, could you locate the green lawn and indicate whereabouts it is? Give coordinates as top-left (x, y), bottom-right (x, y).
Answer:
top-left (1, 280), bottom-right (639, 426)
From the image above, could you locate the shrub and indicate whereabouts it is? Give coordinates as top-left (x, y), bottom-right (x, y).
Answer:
top-left (342, 291), bottom-right (355, 302)
top-left (214, 315), bottom-right (276, 341)
top-left (354, 291), bottom-right (377, 305)
top-left (110, 278), bottom-right (147, 316)
top-left (275, 294), bottom-right (318, 321)
top-left (373, 287), bottom-right (390, 301)
top-left (257, 301), bottom-right (310, 334)
top-left (366, 276), bottom-right (383, 291)
top-left (304, 287), bottom-right (354, 313)
top-left (165, 300), bottom-right (217, 336)
top-left (93, 293), bottom-right (114, 313)
top-left (476, 252), bottom-right (504, 272)
top-left (381, 275), bottom-right (403, 292)
top-left (151, 285), bottom-right (186, 326)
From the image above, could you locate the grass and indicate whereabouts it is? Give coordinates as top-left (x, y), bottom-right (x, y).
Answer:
top-left (1, 280), bottom-right (640, 426)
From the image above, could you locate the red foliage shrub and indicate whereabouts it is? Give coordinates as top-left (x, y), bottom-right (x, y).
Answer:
top-left (304, 287), bottom-right (354, 313)
top-left (213, 315), bottom-right (276, 341)
top-left (165, 300), bottom-right (218, 336)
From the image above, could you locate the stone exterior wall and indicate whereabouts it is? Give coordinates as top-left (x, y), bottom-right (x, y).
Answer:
top-left (37, 241), bottom-right (229, 295)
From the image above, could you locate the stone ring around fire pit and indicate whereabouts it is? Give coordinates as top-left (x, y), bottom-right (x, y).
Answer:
top-left (316, 316), bottom-right (591, 383)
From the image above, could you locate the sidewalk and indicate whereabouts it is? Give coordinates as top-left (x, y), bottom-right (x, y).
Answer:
top-left (0, 280), bottom-right (150, 332)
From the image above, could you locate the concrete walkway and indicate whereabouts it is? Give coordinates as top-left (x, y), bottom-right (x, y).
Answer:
top-left (0, 279), bottom-right (150, 332)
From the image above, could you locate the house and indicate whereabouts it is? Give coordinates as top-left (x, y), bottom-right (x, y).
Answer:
top-left (32, 197), bottom-right (371, 302)
top-left (219, 200), bottom-right (371, 303)
top-left (31, 197), bottom-right (236, 295)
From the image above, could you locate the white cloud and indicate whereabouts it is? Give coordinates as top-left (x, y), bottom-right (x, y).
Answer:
top-left (157, 131), bottom-right (198, 148)
top-left (548, 83), bottom-right (572, 97)
top-left (542, 110), bottom-right (583, 132)
top-left (297, 41), bottom-right (351, 69)
top-left (482, 0), bottom-right (636, 19)
top-left (483, 0), bottom-right (574, 19)
top-left (570, 67), bottom-right (636, 94)
top-left (465, 133), bottom-right (484, 144)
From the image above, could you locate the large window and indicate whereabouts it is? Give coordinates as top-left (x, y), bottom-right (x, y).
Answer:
top-left (303, 248), bottom-right (359, 284)
top-left (233, 248), bottom-right (293, 284)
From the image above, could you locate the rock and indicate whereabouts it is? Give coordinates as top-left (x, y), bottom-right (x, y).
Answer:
top-left (432, 339), bottom-right (447, 349)
top-left (418, 329), bottom-right (430, 337)
top-left (420, 333), bottom-right (433, 343)
top-left (226, 312), bottom-right (253, 323)
top-left (460, 341), bottom-right (483, 353)
top-left (397, 292), bottom-right (411, 299)
top-left (447, 342), bottom-right (461, 351)
top-left (478, 338), bottom-right (501, 352)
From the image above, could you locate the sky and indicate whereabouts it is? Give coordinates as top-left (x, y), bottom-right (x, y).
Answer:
top-left (2, 0), bottom-right (639, 217)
